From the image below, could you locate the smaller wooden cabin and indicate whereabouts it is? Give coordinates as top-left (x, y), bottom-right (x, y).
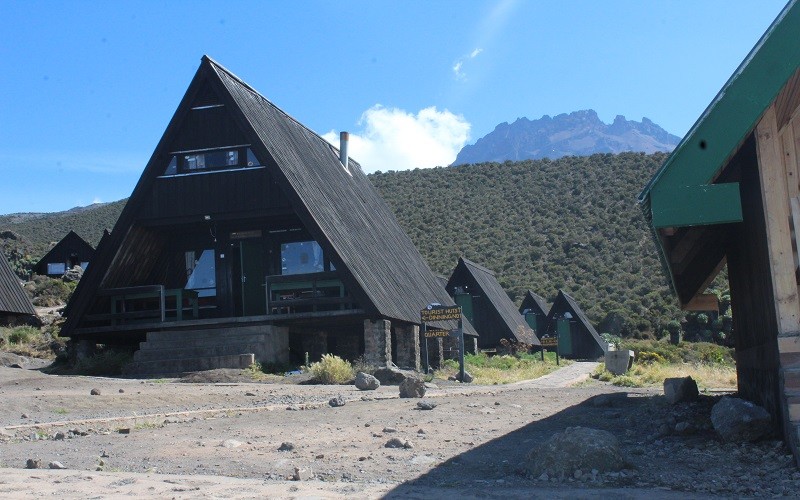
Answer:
top-left (445, 257), bottom-right (537, 349)
top-left (34, 231), bottom-right (94, 276)
top-left (519, 290), bottom-right (549, 338)
top-left (544, 290), bottom-right (608, 360)
top-left (0, 252), bottom-right (36, 325)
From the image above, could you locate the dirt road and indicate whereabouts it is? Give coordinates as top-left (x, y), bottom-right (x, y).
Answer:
top-left (0, 363), bottom-right (796, 498)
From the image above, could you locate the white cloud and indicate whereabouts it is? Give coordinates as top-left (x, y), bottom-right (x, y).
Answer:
top-left (323, 105), bottom-right (471, 174)
top-left (452, 47), bottom-right (483, 80)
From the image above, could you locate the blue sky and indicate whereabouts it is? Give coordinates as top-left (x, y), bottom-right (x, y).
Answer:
top-left (0, 0), bottom-right (788, 214)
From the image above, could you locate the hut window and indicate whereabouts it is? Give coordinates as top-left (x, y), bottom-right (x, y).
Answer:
top-left (47, 263), bottom-right (66, 275)
top-left (184, 249), bottom-right (217, 297)
top-left (280, 241), bottom-right (324, 275)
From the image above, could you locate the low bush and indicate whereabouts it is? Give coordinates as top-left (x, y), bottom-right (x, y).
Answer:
top-left (4, 325), bottom-right (40, 345)
top-left (73, 348), bottom-right (133, 376)
top-left (308, 354), bottom-right (355, 384)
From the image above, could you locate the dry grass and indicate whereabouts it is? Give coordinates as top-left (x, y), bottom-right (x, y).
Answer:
top-left (435, 352), bottom-right (567, 385)
top-left (593, 361), bottom-right (736, 390)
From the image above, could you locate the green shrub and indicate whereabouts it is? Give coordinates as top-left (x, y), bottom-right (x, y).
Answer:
top-left (74, 349), bottom-right (133, 376)
top-left (637, 351), bottom-right (666, 364)
top-left (308, 354), bottom-right (355, 384)
top-left (6, 325), bottom-right (39, 344)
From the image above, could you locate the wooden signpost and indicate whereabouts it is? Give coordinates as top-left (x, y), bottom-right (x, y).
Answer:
top-left (421, 304), bottom-right (464, 381)
top-left (540, 335), bottom-right (559, 365)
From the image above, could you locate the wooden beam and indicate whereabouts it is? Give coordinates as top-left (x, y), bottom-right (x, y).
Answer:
top-left (757, 104), bottom-right (800, 336)
top-left (683, 293), bottom-right (720, 312)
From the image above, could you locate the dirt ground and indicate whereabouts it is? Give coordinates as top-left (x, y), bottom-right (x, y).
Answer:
top-left (0, 361), bottom-right (798, 499)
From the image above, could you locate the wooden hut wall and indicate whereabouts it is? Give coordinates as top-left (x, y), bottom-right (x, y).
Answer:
top-left (567, 321), bottom-right (606, 360)
top-left (725, 136), bottom-right (784, 427)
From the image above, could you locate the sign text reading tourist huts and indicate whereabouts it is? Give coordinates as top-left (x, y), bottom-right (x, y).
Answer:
top-left (420, 306), bottom-right (462, 322)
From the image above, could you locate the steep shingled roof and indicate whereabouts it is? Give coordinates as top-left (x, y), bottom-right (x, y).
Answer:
top-left (64, 56), bottom-right (461, 332)
top-left (0, 253), bottom-right (35, 317)
top-left (519, 290), bottom-right (549, 316)
top-left (546, 290), bottom-right (608, 353)
top-left (446, 257), bottom-right (536, 345)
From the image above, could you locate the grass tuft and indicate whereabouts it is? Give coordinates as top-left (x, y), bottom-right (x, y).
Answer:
top-left (308, 354), bottom-right (355, 384)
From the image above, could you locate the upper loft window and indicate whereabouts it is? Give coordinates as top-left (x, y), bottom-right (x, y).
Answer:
top-left (162, 146), bottom-right (260, 176)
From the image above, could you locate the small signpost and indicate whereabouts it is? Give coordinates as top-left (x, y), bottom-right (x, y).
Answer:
top-left (540, 335), bottom-right (559, 365)
top-left (421, 304), bottom-right (464, 381)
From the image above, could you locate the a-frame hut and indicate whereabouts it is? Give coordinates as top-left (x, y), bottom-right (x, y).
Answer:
top-left (639, 1), bottom-right (800, 462)
top-left (445, 257), bottom-right (537, 349)
top-left (34, 230), bottom-right (94, 276)
top-left (519, 290), bottom-right (549, 338)
top-left (0, 253), bottom-right (35, 325)
top-left (62, 56), bottom-right (465, 376)
top-left (545, 290), bottom-right (608, 360)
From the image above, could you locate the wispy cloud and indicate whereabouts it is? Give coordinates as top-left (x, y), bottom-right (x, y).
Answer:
top-left (452, 47), bottom-right (483, 80)
top-left (323, 105), bottom-right (471, 173)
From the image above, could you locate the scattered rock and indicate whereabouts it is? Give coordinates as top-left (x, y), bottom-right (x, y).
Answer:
top-left (90, 388), bottom-right (101, 396)
top-left (62, 265), bottom-right (83, 282)
top-left (25, 459), bottom-right (42, 469)
top-left (329, 396), bottom-right (346, 407)
top-left (355, 372), bottom-right (381, 391)
top-left (118, 389), bottom-right (125, 394)
top-left (526, 426), bottom-right (626, 478)
top-left (711, 397), bottom-right (772, 442)
top-left (163, 417), bottom-right (180, 424)
top-left (21, 414), bottom-right (29, 419)
top-left (293, 466), bottom-right (313, 481)
top-left (605, 349), bottom-right (635, 375)
top-left (221, 439), bottom-right (242, 448)
top-left (663, 377), bottom-right (698, 404)
top-left (461, 371), bottom-right (474, 383)
top-left (399, 377), bottom-right (426, 398)
top-left (48, 461), bottom-right (66, 470)
top-left (385, 437), bottom-right (406, 448)
top-left (373, 366), bottom-right (416, 385)
top-left (54, 432), bottom-right (65, 440)
top-left (403, 440), bottom-right (414, 449)
top-left (117, 428), bottom-right (130, 434)
top-left (245, 392), bottom-right (256, 397)
top-left (278, 442), bottom-right (295, 452)
top-left (417, 429), bottom-right (426, 434)
top-left (382, 427), bottom-right (397, 433)
top-left (417, 400), bottom-right (437, 410)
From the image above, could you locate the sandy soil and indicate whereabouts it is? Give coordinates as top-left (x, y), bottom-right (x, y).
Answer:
top-left (0, 362), bottom-right (797, 499)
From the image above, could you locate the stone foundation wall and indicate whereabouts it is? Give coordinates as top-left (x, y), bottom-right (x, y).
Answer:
top-left (364, 319), bottom-right (391, 367)
top-left (394, 323), bottom-right (420, 371)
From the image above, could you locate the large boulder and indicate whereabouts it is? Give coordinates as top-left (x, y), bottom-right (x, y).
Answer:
top-left (399, 377), bottom-right (426, 398)
top-left (373, 366), bottom-right (416, 385)
top-left (62, 265), bottom-right (83, 282)
top-left (354, 372), bottom-right (380, 390)
top-left (663, 376), bottom-right (699, 404)
top-left (711, 396), bottom-right (772, 442)
top-left (526, 426), bottom-right (626, 478)
top-left (605, 350), bottom-right (634, 376)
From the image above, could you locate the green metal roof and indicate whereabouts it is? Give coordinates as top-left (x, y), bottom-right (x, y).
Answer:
top-left (639, 0), bottom-right (800, 229)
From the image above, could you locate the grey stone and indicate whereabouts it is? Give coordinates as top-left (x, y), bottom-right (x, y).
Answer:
top-left (399, 377), bottom-right (426, 398)
top-left (90, 388), bottom-right (101, 396)
top-left (663, 377), bottom-right (698, 404)
top-left (355, 372), bottom-right (381, 390)
top-left (711, 396), bottom-right (772, 442)
top-left (382, 427), bottom-right (397, 433)
top-left (526, 426), bottom-right (626, 477)
top-left (48, 461), bottom-right (66, 470)
top-left (278, 442), bottom-right (295, 451)
top-left (461, 371), bottom-right (474, 383)
top-left (417, 400), bottom-right (437, 410)
top-left (118, 389), bottom-right (125, 393)
top-left (385, 437), bottom-right (406, 448)
top-left (221, 439), bottom-right (242, 448)
top-left (62, 265), bottom-right (83, 282)
top-left (328, 396), bottom-right (346, 407)
top-left (373, 367), bottom-right (414, 385)
top-left (605, 350), bottom-right (635, 375)
top-left (293, 466), bottom-right (313, 481)
top-left (25, 458), bottom-right (41, 469)
top-left (54, 432), bottom-right (65, 440)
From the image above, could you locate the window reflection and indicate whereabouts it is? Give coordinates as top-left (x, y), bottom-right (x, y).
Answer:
top-left (281, 241), bottom-right (323, 275)
top-left (185, 249), bottom-right (216, 297)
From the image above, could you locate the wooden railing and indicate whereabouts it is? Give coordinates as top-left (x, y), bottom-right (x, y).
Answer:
top-left (265, 272), bottom-right (353, 314)
top-left (86, 285), bottom-right (199, 325)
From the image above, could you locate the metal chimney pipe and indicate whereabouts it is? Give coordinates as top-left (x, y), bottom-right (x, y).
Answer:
top-left (339, 131), bottom-right (349, 170)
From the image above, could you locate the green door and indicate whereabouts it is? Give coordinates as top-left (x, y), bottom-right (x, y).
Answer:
top-left (454, 292), bottom-right (474, 324)
top-left (556, 318), bottom-right (572, 357)
top-left (239, 239), bottom-right (266, 316)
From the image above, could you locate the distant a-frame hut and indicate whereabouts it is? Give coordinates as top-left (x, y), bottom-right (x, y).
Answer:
top-left (34, 230), bottom-right (94, 276)
top-left (445, 257), bottom-right (537, 349)
top-left (545, 290), bottom-right (608, 360)
top-left (62, 55), bottom-right (465, 376)
top-left (0, 253), bottom-right (35, 325)
top-left (639, 1), bottom-right (800, 463)
top-left (519, 290), bottom-right (549, 338)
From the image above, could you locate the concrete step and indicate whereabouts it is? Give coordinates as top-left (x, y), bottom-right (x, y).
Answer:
top-left (125, 353), bottom-right (256, 377)
top-left (138, 333), bottom-right (271, 351)
top-left (133, 342), bottom-right (269, 362)
top-left (144, 326), bottom-right (267, 342)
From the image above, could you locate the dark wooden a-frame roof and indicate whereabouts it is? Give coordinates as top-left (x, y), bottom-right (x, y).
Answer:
top-left (34, 230), bottom-right (94, 271)
top-left (64, 55), bottom-right (458, 333)
top-left (447, 257), bottom-right (536, 345)
top-left (519, 290), bottom-right (549, 316)
top-left (0, 253), bottom-right (35, 317)
top-left (546, 290), bottom-right (608, 352)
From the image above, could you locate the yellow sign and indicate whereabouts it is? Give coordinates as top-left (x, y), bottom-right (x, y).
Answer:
top-left (424, 329), bottom-right (450, 338)
top-left (540, 336), bottom-right (558, 347)
top-left (421, 306), bottom-right (461, 322)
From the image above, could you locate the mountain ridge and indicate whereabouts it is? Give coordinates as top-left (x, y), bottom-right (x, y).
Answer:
top-left (453, 109), bottom-right (680, 165)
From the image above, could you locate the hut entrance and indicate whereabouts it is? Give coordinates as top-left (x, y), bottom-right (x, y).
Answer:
top-left (235, 238), bottom-right (266, 316)
top-left (556, 318), bottom-right (572, 357)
